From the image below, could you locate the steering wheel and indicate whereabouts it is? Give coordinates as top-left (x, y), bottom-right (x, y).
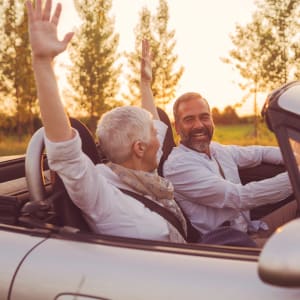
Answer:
top-left (21, 126), bottom-right (63, 227)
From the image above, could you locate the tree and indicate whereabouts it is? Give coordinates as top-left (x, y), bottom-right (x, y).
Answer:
top-left (223, 0), bottom-right (300, 137)
top-left (222, 106), bottom-right (240, 125)
top-left (125, 0), bottom-right (184, 109)
top-left (0, 0), bottom-right (37, 138)
top-left (211, 107), bottom-right (222, 124)
top-left (212, 106), bottom-right (240, 125)
top-left (67, 0), bottom-right (121, 133)
top-left (225, 0), bottom-right (300, 93)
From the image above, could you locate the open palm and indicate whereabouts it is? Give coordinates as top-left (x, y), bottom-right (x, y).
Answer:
top-left (26, 0), bottom-right (73, 59)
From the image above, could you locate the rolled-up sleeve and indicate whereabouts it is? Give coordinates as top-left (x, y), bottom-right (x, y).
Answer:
top-left (45, 129), bottom-right (109, 213)
top-left (165, 147), bottom-right (292, 211)
top-left (229, 145), bottom-right (284, 168)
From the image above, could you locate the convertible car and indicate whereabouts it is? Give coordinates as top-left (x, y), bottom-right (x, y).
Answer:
top-left (1, 85), bottom-right (300, 299)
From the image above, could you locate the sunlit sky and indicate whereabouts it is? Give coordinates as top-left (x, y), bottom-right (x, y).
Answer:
top-left (53, 0), bottom-right (265, 116)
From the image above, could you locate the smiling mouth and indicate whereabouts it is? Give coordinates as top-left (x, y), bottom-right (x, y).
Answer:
top-left (191, 132), bottom-right (207, 139)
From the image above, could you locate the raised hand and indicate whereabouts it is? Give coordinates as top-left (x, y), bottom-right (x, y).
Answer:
top-left (26, 0), bottom-right (74, 142)
top-left (141, 39), bottom-right (152, 83)
top-left (26, 0), bottom-right (74, 60)
top-left (140, 39), bottom-right (159, 119)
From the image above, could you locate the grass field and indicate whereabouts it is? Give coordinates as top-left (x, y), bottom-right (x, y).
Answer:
top-left (0, 122), bottom-right (278, 157)
top-left (0, 134), bottom-right (31, 156)
top-left (213, 122), bottom-right (278, 146)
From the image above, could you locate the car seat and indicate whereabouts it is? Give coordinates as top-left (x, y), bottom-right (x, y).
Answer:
top-left (157, 107), bottom-right (176, 176)
top-left (50, 118), bottom-right (101, 232)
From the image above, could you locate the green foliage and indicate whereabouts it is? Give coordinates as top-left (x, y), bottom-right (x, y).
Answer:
top-left (222, 0), bottom-right (300, 141)
top-left (0, 134), bottom-right (31, 156)
top-left (212, 106), bottom-right (240, 125)
top-left (224, 0), bottom-right (300, 97)
top-left (0, 113), bottom-right (42, 156)
top-left (67, 0), bottom-right (121, 133)
top-left (125, 0), bottom-right (184, 109)
top-left (0, 0), bottom-right (37, 137)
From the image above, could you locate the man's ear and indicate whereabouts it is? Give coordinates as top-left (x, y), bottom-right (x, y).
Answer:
top-left (174, 121), bottom-right (180, 135)
top-left (132, 140), bottom-right (145, 158)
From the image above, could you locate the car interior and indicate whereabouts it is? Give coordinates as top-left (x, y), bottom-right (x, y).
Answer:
top-left (0, 107), bottom-right (292, 250)
top-left (262, 80), bottom-right (300, 216)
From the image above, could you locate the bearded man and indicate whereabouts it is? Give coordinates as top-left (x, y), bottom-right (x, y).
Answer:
top-left (163, 92), bottom-right (295, 240)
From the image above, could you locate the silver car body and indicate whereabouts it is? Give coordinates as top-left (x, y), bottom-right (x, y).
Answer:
top-left (1, 221), bottom-right (300, 300)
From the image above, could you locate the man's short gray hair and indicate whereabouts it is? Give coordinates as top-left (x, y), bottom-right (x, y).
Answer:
top-left (96, 106), bottom-right (153, 164)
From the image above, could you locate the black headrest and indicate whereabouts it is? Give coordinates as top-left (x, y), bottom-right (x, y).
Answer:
top-left (157, 107), bottom-right (176, 176)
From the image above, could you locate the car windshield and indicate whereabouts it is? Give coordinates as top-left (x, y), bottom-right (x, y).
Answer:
top-left (290, 138), bottom-right (300, 166)
top-left (287, 128), bottom-right (300, 199)
top-left (288, 128), bottom-right (300, 178)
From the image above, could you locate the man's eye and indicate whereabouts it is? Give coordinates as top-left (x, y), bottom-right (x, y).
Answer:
top-left (201, 115), bottom-right (210, 121)
top-left (184, 118), bottom-right (194, 122)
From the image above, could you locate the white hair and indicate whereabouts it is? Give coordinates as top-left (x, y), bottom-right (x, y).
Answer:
top-left (96, 106), bottom-right (153, 164)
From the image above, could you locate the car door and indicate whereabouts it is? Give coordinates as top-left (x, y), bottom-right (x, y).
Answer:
top-left (0, 227), bottom-right (48, 300)
top-left (8, 231), bottom-right (300, 300)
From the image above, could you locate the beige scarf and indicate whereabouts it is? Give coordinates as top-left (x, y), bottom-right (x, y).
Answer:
top-left (107, 162), bottom-right (187, 243)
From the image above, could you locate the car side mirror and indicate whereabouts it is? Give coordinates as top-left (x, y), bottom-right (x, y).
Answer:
top-left (258, 219), bottom-right (300, 287)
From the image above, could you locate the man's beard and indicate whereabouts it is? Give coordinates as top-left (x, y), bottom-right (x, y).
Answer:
top-left (189, 140), bottom-right (210, 153)
top-left (181, 127), bottom-right (213, 153)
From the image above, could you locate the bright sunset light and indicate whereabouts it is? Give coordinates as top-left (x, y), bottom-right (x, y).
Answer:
top-left (54, 0), bottom-right (263, 116)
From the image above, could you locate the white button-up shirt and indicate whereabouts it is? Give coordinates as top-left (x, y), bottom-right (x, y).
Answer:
top-left (163, 142), bottom-right (293, 234)
top-left (45, 120), bottom-right (172, 241)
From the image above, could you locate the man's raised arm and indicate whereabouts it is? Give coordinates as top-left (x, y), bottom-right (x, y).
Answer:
top-left (140, 39), bottom-right (159, 120)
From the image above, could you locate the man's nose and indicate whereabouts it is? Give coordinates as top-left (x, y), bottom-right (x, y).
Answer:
top-left (193, 118), bottom-right (205, 129)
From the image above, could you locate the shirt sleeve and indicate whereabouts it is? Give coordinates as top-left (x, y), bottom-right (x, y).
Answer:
top-left (45, 129), bottom-right (111, 214)
top-left (228, 144), bottom-right (284, 168)
top-left (165, 153), bottom-right (293, 211)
